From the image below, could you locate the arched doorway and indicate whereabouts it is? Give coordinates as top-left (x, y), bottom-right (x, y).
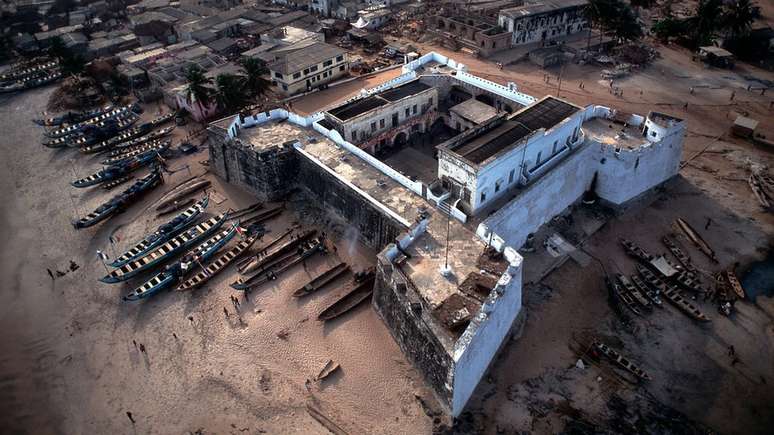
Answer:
top-left (393, 131), bottom-right (407, 148)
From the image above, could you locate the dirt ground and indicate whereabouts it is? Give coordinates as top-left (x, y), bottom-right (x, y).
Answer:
top-left (0, 89), bottom-right (434, 435)
top-left (1, 36), bottom-right (774, 434)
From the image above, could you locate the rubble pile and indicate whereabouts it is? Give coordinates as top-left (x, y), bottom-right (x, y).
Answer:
top-left (47, 76), bottom-right (105, 112)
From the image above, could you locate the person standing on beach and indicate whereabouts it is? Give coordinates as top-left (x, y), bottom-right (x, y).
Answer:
top-left (47, 268), bottom-right (55, 280)
top-left (126, 411), bottom-right (135, 423)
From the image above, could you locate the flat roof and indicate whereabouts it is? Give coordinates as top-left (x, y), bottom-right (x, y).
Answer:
top-left (450, 96), bottom-right (580, 164)
top-left (326, 79), bottom-right (432, 121)
top-left (501, 0), bottom-right (588, 18)
top-left (268, 41), bottom-right (346, 75)
top-left (450, 98), bottom-right (499, 124)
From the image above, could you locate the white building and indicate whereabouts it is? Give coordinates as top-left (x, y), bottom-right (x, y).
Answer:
top-left (498, 0), bottom-right (589, 46)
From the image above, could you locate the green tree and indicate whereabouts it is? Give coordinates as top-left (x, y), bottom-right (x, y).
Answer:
top-left (48, 36), bottom-right (69, 61)
top-left (586, 0), bottom-right (643, 43)
top-left (239, 57), bottom-right (270, 97)
top-left (184, 65), bottom-right (213, 107)
top-left (723, 0), bottom-right (755, 40)
top-left (691, 0), bottom-right (723, 47)
top-left (60, 53), bottom-right (86, 76)
top-left (215, 74), bottom-right (247, 113)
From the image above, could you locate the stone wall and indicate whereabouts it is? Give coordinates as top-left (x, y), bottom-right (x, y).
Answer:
top-left (296, 153), bottom-right (406, 250)
top-left (208, 130), bottom-right (299, 202)
top-left (373, 252), bottom-right (456, 411)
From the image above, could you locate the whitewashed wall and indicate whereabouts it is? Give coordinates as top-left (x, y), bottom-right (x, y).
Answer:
top-left (451, 247), bottom-right (523, 416)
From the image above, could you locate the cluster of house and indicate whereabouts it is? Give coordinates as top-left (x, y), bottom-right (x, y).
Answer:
top-left (3, 0), bottom-right (418, 120)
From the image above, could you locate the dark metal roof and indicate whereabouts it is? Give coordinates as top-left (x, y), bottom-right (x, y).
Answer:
top-left (510, 96), bottom-right (579, 131)
top-left (378, 80), bottom-right (431, 102)
top-left (452, 96), bottom-right (580, 164)
top-left (328, 95), bottom-right (387, 121)
top-left (326, 79), bottom-right (433, 121)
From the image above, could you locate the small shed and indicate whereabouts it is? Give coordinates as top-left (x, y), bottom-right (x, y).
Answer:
top-left (698, 46), bottom-right (735, 69)
top-left (731, 115), bottom-right (758, 139)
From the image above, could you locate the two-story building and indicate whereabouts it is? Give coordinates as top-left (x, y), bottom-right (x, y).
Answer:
top-left (498, 0), bottom-right (588, 46)
top-left (267, 41), bottom-right (349, 96)
top-left (320, 79), bottom-right (439, 155)
top-left (437, 96), bottom-right (584, 214)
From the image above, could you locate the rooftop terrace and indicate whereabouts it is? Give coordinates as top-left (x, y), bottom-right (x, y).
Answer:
top-left (326, 79), bottom-right (432, 121)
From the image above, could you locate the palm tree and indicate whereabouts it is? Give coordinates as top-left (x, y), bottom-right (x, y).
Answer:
top-left (60, 53), bottom-right (86, 77)
top-left (691, 0), bottom-right (723, 47)
top-left (723, 0), bottom-right (755, 41)
top-left (239, 57), bottom-right (270, 98)
top-left (215, 74), bottom-right (247, 113)
top-left (48, 36), bottom-right (69, 61)
top-left (184, 65), bottom-right (213, 109)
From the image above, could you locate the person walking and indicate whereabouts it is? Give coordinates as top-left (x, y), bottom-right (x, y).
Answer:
top-left (47, 268), bottom-right (55, 280)
top-left (224, 307), bottom-right (229, 318)
top-left (139, 343), bottom-right (146, 354)
top-left (126, 411), bottom-right (135, 424)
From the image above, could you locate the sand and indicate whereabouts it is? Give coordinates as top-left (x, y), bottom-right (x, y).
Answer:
top-left (0, 88), bottom-right (433, 434)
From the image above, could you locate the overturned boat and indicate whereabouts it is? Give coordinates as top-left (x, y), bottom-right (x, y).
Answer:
top-left (73, 169), bottom-right (162, 229)
top-left (176, 233), bottom-right (259, 291)
top-left (100, 213), bottom-right (227, 283)
top-left (123, 223), bottom-right (239, 301)
top-left (110, 196), bottom-right (209, 268)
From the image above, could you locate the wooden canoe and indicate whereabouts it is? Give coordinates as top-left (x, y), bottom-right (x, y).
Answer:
top-left (176, 233), bottom-right (258, 291)
top-left (318, 273), bottom-right (375, 321)
top-left (593, 342), bottom-right (651, 381)
top-left (154, 180), bottom-right (211, 212)
top-left (293, 262), bottom-right (350, 297)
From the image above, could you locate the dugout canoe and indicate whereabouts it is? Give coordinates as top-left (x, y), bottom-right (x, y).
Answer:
top-left (317, 272), bottom-right (375, 321)
top-left (292, 262), bottom-right (350, 297)
top-left (101, 140), bottom-right (170, 165)
top-left (100, 212), bottom-right (227, 283)
top-left (109, 196), bottom-right (209, 267)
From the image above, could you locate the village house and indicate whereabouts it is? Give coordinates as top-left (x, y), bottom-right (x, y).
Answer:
top-left (266, 41), bottom-right (349, 96)
top-left (498, 0), bottom-right (589, 46)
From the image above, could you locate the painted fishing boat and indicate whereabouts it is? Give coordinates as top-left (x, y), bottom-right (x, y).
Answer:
top-left (723, 270), bottom-right (746, 299)
top-left (0, 70), bottom-right (62, 93)
top-left (80, 113), bottom-right (174, 154)
top-left (176, 233), bottom-right (259, 291)
top-left (106, 125), bottom-right (175, 153)
top-left (238, 229), bottom-right (316, 275)
top-left (43, 113), bottom-right (140, 148)
top-left (0, 60), bottom-right (57, 83)
top-left (100, 212), bottom-right (227, 283)
top-left (102, 139), bottom-right (170, 165)
top-left (235, 228), bottom-right (293, 271)
top-left (155, 180), bottom-right (212, 212)
top-left (318, 272), bottom-right (375, 321)
top-left (673, 271), bottom-right (706, 294)
top-left (616, 274), bottom-right (650, 308)
top-left (123, 223), bottom-right (239, 301)
top-left (45, 104), bottom-right (136, 138)
top-left (101, 140), bottom-right (171, 166)
top-left (103, 175), bottom-right (133, 190)
top-left (608, 275), bottom-right (641, 316)
top-left (619, 238), bottom-right (653, 263)
top-left (662, 236), bottom-right (696, 273)
top-left (73, 169), bottom-right (162, 229)
top-left (293, 262), bottom-right (350, 297)
top-left (593, 342), bottom-right (651, 381)
top-left (662, 285), bottom-right (710, 322)
top-left (630, 274), bottom-right (662, 307)
top-left (73, 170), bottom-right (161, 229)
top-left (110, 196), bottom-right (210, 268)
top-left (33, 104), bottom-right (113, 127)
top-left (71, 152), bottom-right (159, 188)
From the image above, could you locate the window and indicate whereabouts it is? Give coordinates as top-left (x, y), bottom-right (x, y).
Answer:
top-left (293, 72), bottom-right (301, 79)
top-left (274, 72), bottom-right (283, 78)
top-left (480, 191), bottom-right (487, 203)
top-left (339, 65), bottom-right (345, 71)
top-left (282, 84), bottom-right (287, 91)
top-left (412, 104), bottom-right (417, 114)
top-left (323, 60), bottom-right (332, 67)
top-left (552, 140), bottom-right (558, 154)
top-left (508, 169), bottom-right (515, 183)
top-left (650, 131), bottom-right (657, 137)
top-left (405, 108), bottom-right (410, 117)
top-left (392, 113), bottom-right (398, 127)
top-left (428, 97), bottom-right (433, 106)
top-left (352, 130), bottom-right (357, 140)
top-left (380, 119), bottom-right (385, 128)
top-left (535, 151), bottom-right (542, 166)
top-left (303, 68), bottom-right (309, 75)
top-left (371, 122), bottom-right (376, 132)
top-left (495, 179), bottom-right (502, 193)
top-left (336, 55), bottom-right (344, 62)
top-left (310, 65), bottom-right (318, 72)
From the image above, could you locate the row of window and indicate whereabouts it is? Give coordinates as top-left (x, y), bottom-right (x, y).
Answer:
top-left (275, 55), bottom-right (346, 81)
top-left (350, 101), bottom-right (427, 141)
